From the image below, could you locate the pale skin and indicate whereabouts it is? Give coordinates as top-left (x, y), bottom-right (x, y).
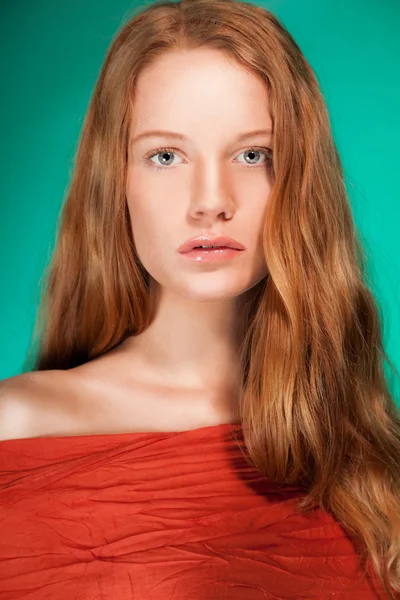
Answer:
top-left (0, 47), bottom-right (274, 440)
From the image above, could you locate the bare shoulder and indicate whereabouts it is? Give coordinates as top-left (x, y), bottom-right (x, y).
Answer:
top-left (0, 370), bottom-right (80, 441)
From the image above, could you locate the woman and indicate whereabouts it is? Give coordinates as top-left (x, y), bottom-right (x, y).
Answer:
top-left (0, 0), bottom-right (399, 598)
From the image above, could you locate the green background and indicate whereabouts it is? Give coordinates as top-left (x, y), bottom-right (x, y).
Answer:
top-left (1, 0), bottom-right (399, 404)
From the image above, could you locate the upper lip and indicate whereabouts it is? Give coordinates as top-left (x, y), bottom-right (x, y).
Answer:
top-left (178, 234), bottom-right (246, 253)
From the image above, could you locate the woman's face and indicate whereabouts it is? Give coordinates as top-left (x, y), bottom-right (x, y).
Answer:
top-left (126, 47), bottom-right (273, 301)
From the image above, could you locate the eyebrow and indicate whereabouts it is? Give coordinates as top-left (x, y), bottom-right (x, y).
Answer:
top-left (131, 128), bottom-right (273, 144)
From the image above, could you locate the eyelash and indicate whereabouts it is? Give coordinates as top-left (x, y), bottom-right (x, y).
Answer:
top-left (144, 146), bottom-right (274, 172)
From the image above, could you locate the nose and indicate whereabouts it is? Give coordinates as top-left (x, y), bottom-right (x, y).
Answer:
top-left (188, 160), bottom-right (235, 221)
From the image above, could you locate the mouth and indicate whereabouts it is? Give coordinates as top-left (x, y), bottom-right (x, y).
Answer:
top-left (178, 236), bottom-right (246, 254)
top-left (181, 246), bottom-right (245, 261)
top-left (193, 245), bottom-right (231, 249)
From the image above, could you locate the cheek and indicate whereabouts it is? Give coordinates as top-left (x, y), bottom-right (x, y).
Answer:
top-left (233, 168), bottom-right (273, 198)
top-left (126, 166), bottom-right (186, 227)
top-left (126, 166), bottom-right (156, 225)
top-left (125, 173), bottom-right (178, 263)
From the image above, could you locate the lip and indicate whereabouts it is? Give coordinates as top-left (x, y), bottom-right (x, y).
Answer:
top-left (178, 234), bottom-right (246, 253)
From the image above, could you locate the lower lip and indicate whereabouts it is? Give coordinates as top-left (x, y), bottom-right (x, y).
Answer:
top-left (179, 247), bottom-right (245, 261)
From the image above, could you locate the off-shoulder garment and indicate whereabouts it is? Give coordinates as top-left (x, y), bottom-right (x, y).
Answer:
top-left (0, 422), bottom-right (390, 599)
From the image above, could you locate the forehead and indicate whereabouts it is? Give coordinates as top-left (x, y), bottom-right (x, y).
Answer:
top-left (129, 48), bottom-right (272, 138)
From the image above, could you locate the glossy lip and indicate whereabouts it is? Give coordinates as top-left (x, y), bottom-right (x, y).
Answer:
top-left (181, 247), bottom-right (244, 262)
top-left (178, 234), bottom-right (246, 254)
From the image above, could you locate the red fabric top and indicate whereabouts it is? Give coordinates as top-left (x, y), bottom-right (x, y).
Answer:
top-left (0, 422), bottom-right (391, 599)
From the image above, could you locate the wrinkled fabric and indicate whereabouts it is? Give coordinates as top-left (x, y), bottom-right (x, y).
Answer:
top-left (0, 422), bottom-right (391, 599)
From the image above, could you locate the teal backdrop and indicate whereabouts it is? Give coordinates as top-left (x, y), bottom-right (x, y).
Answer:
top-left (1, 0), bottom-right (399, 405)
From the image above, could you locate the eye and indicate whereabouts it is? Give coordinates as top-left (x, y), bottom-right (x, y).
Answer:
top-left (236, 147), bottom-right (273, 168)
top-left (144, 146), bottom-right (273, 171)
top-left (145, 148), bottom-right (183, 170)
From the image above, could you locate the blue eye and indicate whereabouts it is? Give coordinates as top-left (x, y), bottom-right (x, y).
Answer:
top-left (147, 148), bottom-right (183, 169)
top-left (144, 146), bottom-right (273, 171)
top-left (236, 148), bottom-right (273, 167)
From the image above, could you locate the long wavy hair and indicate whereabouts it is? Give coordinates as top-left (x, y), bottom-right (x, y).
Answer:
top-left (24, 0), bottom-right (400, 595)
